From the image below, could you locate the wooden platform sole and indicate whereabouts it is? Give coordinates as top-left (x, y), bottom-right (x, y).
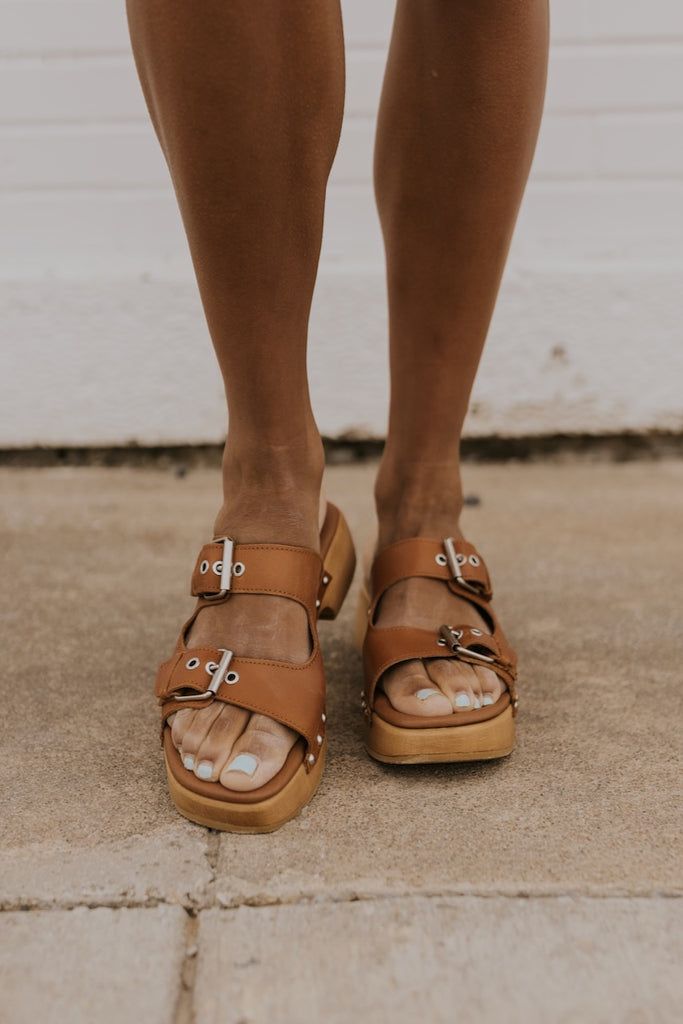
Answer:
top-left (165, 742), bottom-right (326, 833)
top-left (366, 704), bottom-right (515, 764)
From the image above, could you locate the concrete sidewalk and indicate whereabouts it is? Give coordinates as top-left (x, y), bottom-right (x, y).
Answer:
top-left (1, 461), bottom-right (681, 1023)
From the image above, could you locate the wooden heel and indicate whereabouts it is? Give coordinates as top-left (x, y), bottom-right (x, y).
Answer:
top-left (318, 508), bottom-right (356, 620)
top-left (354, 580), bottom-right (370, 651)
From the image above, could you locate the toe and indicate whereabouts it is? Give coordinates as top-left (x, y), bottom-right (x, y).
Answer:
top-left (476, 665), bottom-right (505, 706)
top-left (382, 660), bottom-right (453, 717)
top-left (218, 714), bottom-right (297, 792)
top-left (171, 709), bottom-right (193, 751)
top-left (177, 703), bottom-right (223, 771)
top-left (193, 703), bottom-right (250, 782)
top-left (426, 659), bottom-right (480, 712)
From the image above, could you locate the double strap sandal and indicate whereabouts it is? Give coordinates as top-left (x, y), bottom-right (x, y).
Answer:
top-left (155, 502), bottom-right (356, 832)
top-left (359, 535), bottom-right (518, 764)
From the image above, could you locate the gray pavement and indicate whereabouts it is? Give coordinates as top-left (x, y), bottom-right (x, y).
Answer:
top-left (1, 461), bottom-right (682, 1022)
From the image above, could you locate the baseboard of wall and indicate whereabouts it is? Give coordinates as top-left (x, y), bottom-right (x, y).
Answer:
top-left (2, 431), bottom-right (682, 469)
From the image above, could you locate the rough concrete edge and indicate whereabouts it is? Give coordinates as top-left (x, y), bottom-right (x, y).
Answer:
top-left (1, 430), bottom-right (683, 468)
top-left (1, 882), bottom-right (680, 914)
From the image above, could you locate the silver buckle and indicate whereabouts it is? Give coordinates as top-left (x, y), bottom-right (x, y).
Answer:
top-left (443, 537), bottom-right (479, 595)
top-left (201, 536), bottom-right (234, 600)
top-left (439, 625), bottom-right (495, 664)
top-left (172, 648), bottom-right (234, 702)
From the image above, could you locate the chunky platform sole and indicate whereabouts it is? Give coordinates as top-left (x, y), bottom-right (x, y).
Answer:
top-left (165, 742), bottom-right (326, 833)
top-left (365, 705), bottom-right (514, 765)
top-left (165, 504), bottom-right (355, 833)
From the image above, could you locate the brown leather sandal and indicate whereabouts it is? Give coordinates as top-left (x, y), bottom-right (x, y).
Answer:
top-left (155, 503), bottom-right (356, 832)
top-left (358, 536), bottom-right (518, 764)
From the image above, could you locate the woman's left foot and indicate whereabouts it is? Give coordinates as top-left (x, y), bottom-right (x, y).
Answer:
top-left (374, 544), bottom-right (506, 717)
top-left (373, 460), bottom-right (508, 717)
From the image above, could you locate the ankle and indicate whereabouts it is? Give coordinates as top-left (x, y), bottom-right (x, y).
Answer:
top-left (215, 432), bottom-right (325, 549)
top-left (375, 454), bottom-right (464, 550)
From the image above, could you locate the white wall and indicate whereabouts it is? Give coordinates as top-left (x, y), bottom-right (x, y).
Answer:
top-left (1, 0), bottom-right (682, 446)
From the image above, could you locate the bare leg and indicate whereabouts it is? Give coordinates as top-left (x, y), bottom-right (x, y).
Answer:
top-left (127, 0), bottom-right (344, 788)
top-left (373, 0), bottom-right (548, 716)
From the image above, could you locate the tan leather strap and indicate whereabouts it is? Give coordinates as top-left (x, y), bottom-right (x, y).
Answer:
top-left (156, 646), bottom-right (326, 766)
top-left (156, 535), bottom-right (329, 771)
top-left (363, 535), bottom-right (517, 717)
top-left (370, 536), bottom-right (493, 606)
top-left (363, 623), bottom-right (517, 708)
top-left (191, 540), bottom-right (322, 613)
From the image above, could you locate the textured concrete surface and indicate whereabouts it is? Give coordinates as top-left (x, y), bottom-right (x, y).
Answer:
top-left (0, 906), bottom-right (186, 1024)
top-left (194, 898), bottom-right (683, 1024)
top-left (1, 461), bottom-right (682, 1020)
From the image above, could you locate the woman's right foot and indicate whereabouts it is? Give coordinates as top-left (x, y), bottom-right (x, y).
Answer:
top-left (168, 442), bottom-right (324, 793)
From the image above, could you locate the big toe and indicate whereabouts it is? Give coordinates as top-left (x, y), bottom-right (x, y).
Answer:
top-left (219, 714), bottom-right (297, 792)
top-left (382, 659), bottom-right (453, 717)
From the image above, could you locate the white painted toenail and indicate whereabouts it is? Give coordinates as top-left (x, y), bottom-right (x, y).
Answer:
top-left (454, 693), bottom-right (471, 708)
top-left (473, 698), bottom-right (481, 709)
top-left (482, 694), bottom-right (494, 706)
top-left (196, 761), bottom-right (213, 781)
top-left (416, 688), bottom-right (440, 701)
top-left (226, 754), bottom-right (258, 777)
top-left (183, 754), bottom-right (195, 771)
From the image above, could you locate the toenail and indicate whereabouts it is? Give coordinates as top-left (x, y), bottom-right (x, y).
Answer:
top-left (473, 697), bottom-right (481, 709)
top-left (454, 693), bottom-right (471, 708)
top-left (482, 694), bottom-right (494, 706)
top-left (182, 754), bottom-right (195, 771)
top-left (196, 761), bottom-right (213, 781)
top-left (416, 688), bottom-right (440, 701)
top-left (225, 754), bottom-right (258, 777)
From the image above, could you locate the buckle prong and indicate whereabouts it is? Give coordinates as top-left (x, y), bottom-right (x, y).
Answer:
top-left (443, 537), bottom-right (479, 595)
top-left (172, 648), bottom-right (234, 702)
top-left (201, 537), bottom-right (234, 600)
top-left (438, 624), bottom-right (495, 664)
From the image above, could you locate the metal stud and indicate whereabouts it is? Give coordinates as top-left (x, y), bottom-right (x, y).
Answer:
top-left (321, 713), bottom-right (326, 723)
top-left (316, 734), bottom-right (323, 745)
top-left (436, 638), bottom-right (447, 646)
top-left (322, 574), bottom-right (330, 586)
top-left (307, 753), bottom-right (316, 765)
top-left (315, 599), bottom-right (321, 608)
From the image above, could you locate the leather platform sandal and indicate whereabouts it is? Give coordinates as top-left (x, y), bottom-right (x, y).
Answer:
top-left (359, 536), bottom-right (518, 764)
top-left (155, 502), bottom-right (356, 832)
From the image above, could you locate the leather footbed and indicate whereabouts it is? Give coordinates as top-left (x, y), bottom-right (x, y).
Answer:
top-left (372, 689), bottom-right (510, 729)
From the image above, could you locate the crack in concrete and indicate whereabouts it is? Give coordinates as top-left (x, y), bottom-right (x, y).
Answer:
top-left (173, 909), bottom-right (199, 1024)
top-left (203, 830), bottom-right (221, 909)
top-left (1, 886), bottom-right (681, 914)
